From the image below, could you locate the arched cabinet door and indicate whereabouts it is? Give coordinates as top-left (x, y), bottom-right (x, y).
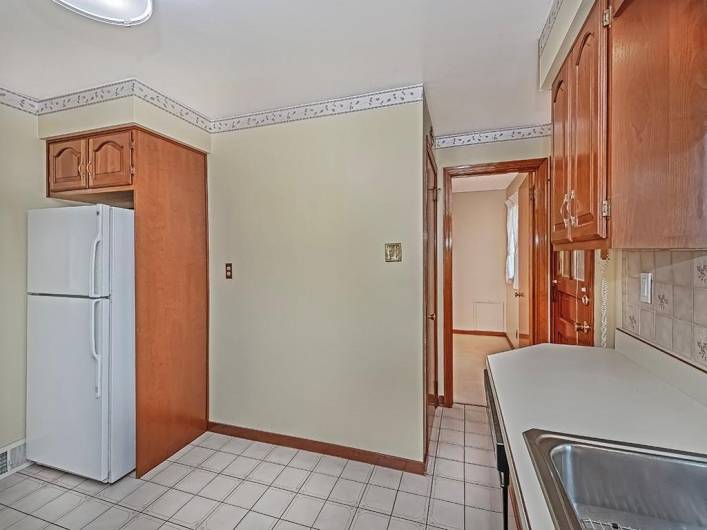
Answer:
top-left (88, 130), bottom-right (133, 189)
top-left (568, 0), bottom-right (608, 242)
top-left (48, 139), bottom-right (87, 192)
top-left (551, 65), bottom-right (571, 244)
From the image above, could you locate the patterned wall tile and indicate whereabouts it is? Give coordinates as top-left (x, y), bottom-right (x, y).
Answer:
top-left (622, 250), bottom-right (707, 371)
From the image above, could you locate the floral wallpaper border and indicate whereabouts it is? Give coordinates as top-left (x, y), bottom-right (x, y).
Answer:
top-left (0, 80), bottom-right (423, 134)
top-left (434, 124), bottom-right (552, 149)
top-left (0, 86), bottom-right (39, 114)
top-left (539, 0), bottom-right (564, 56)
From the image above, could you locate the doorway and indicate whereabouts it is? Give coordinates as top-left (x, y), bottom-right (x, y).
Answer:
top-left (442, 159), bottom-right (550, 407)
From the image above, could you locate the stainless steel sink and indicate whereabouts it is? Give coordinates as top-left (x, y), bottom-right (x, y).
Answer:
top-left (524, 429), bottom-right (707, 530)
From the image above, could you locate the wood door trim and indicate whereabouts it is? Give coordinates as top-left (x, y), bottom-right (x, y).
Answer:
top-left (209, 422), bottom-right (425, 475)
top-left (443, 158), bottom-right (551, 408)
top-left (423, 130), bottom-right (439, 468)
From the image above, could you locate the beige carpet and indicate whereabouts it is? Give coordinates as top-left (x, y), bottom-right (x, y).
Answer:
top-left (453, 333), bottom-right (512, 406)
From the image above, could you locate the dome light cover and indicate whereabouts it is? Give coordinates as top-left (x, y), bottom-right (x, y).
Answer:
top-left (52, 0), bottom-right (153, 26)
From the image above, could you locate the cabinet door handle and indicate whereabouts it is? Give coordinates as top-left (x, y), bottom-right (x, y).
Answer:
top-left (560, 193), bottom-right (570, 226)
top-left (569, 189), bottom-right (578, 227)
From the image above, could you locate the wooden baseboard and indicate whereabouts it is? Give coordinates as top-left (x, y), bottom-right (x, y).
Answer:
top-left (504, 333), bottom-right (515, 349)
top-left (452, 329), bottom-right (506, 337)
top-left (208, 422), bottom-right (425, 475)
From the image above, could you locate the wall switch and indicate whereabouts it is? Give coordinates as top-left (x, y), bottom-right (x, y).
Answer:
top-left (225, 263), bottom-right (233, 279)
top-left (640, 272), bottom-right (652, 303)
top-left (385, 242), bottom-right (402, 262)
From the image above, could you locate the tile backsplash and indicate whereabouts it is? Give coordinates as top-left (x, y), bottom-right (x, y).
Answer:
top-left (621, 250), bottom-right (707, 370)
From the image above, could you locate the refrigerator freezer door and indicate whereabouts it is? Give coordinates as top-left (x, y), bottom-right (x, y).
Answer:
top-left (27, 205), bottom-right (110, 297)
top-left (26, 295), bottom-right (110, 481)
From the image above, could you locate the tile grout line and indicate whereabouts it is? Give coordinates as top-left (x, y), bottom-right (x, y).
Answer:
top-left (6, 419), bottom-right (500, 530)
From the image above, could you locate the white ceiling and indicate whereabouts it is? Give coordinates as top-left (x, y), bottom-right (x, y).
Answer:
top-left (452, 173), bottom-right (518, 193)
top-left (0, 0), bottom-right (552, 136)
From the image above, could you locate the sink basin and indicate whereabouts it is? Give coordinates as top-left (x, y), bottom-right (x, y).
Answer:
top-left (524, 429), bottom-right (707, 530)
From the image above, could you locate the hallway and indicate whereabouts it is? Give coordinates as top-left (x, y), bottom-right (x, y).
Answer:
top-left (453, 334), bottom-right (511, 406)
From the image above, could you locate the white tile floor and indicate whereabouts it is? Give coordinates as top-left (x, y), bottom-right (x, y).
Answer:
top-left (0, 404), bottom-right (501, 530)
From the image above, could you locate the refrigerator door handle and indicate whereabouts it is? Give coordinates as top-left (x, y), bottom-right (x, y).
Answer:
top-left (89, 210), bottom-right (102, 298)
top-left (90, 299), bottom-right (101, 399)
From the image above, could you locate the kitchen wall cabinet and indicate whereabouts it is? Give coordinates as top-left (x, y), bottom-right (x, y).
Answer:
top-left (609, 0), bottom-right (706, 248)
top-left (44, 125), bottom-right (209, 477)
top-left (47, 138), bottom-right (87, 192)
top-left (551, 0), bottom-right (706, 250)
top-left (47, 128), bottom-right (133, 197)
top-left (87, 130), bottom-right (133, 189)
top-left (550, 0), bottom-right (609, 248)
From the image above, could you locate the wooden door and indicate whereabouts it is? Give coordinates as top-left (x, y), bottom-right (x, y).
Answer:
top-left (47, 138), bottom-right (87, 192)
top-left (423, 135), bottom-right (438, 450)
top-left (88, 130), bottom-right (133, 189)
top-left (552, 250), bottom-right (594, 345)
top-left (133, 130), bottom-right (208, 476)
top-left (568, 0), bottom-right (608, 242)
top-left (550, 63), bottom-right (571, 244)
top-left (517, 178), bottom-right (532, 347)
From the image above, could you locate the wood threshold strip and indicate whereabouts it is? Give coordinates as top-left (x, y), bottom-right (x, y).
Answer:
top-left (452, 329), bottom-right (506, 337)
top-left (208, 422), bottom-right (425, 475)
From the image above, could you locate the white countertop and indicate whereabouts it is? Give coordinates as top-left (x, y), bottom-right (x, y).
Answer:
top-left (487, 342), bottom-right (707, 529)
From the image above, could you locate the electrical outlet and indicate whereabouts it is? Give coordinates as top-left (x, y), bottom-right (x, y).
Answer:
top-left (225, 263), bottom-right (233, 279)
top-left (640, 272), bottom-right (652, 303)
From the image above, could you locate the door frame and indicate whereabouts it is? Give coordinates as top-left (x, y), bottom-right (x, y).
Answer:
top-left (442, 158), bottom-right (550, 407)
top-left (423, 131), bottom-right (439, 456)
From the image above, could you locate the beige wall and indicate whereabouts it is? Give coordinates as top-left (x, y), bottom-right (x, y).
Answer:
top-left (434, 137), bottom-right (550, 392)
top-left (0, 105), bottom-right (63, 449)
top-left (452, 191), bottom-right (506, 332)
top-left (208, 103), bottom-right (425, 461)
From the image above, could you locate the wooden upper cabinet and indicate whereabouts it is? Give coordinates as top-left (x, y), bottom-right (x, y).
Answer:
top-left (569, 1), bottom-right (607, 242)
top-left (550, 0), bottom-right (609, 248)
top-left (47, 138), bottom-right (87, 192)
top-left (88, 130), bottom-right (133, 189)
top-left (610, 0), bottom-right (707, 248)
top-left (551, 66), bottom-right (571, 244)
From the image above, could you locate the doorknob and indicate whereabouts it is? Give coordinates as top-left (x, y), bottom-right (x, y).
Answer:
top-left (575, 321), bottom-right (591, 333)
top-left (428, 313), bottom-right (436, 321)
top-left (514, 291), bottom-right (525, 298)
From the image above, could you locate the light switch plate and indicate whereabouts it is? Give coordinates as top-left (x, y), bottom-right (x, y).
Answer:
top-left (640, 272), bottom-right (652, 303)
top-left (385, 243), bottom-right (402, 262)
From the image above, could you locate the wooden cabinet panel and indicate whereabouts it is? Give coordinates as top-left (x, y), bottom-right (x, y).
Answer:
top-left (88, 130), bottom-right (133, 189)
top-left (569, 2), bottom-right (608, 242)
top-left (133, 129), bottom-right (208, 477)
top-left (551, 66), bottom-right (571, 244)
top-left (48, 139), bottom-right (87, 192)
top-left (610, 0), bottom-right (706, 248)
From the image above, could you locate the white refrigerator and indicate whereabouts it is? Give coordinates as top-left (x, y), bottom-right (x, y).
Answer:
top-left (26, 204), bottom-right (135, 483)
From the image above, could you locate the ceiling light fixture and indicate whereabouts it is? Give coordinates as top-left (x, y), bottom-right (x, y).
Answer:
top-left (52, 0), bottom-right (153, 26)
